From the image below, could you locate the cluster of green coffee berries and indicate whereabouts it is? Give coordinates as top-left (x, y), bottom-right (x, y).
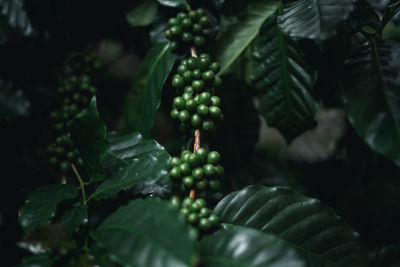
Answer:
top-left (68, 51), bottom-right (101, 74)
top-left (47, 75), bottom-right (97, 173)
top-left (165, 8), bottom-right (213, 52)
top-left (170, 54), bottom-right (223, 132)
top-left (169, 148), bottom-right (223, 192)
top-left (170, 196), bottom-right (219, 231)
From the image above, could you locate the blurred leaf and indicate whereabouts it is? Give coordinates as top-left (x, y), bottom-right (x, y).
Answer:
top-left (382, 1), bottom-right (400, 29)
top-left (278, 0), bottom-right (356, 42)
top-left (124, 43), bottom-right (177, 137)
top-left (58, 204), bottom-right (88, 235)
top-left (92, 198), bottom-right (197, 267)
top-left (15, 254), bottom-right (54, 267)
top-left (214, 185), bottom-right (368, 266)
top-left (370, 244), bottom-right (400, 267)
top-left (156, 0), bottom-right (189, 9)
top-left (90, 132), bottom-right (171, 200)
top-left (342, 40), bottom-right (400, 167)
top-left (212, 0), bottom-right (277, 74)
top-left (367, 0), bottom-right (392, 11)
top-left (200, 227), bottom-right (336, 266)
top-left (17, 224), bottom-right (76, 255)
top-left (68, 97), bottom-right (108, 182)
top-left (252, 12), bottom-right (317, 143)
top-left (19, 184), bottom-right (78, 232)
top-left (0, 0), bottom-right (33, 36)
top-left (126, 0), bottom-right (158, 27)
top-left (0, 79), bottom-right (30, 122)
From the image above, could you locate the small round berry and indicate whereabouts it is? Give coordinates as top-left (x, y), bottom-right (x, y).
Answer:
top-left (185, 99), bottom-right (197, 112)
top-left (170, 108), bottom-right (179, 119)
top-left (179, 110), bottom-right (190, 122)
top-left (181, 150), bottom-right (191, 161)
top-left (198, 92), bottom-right (211, 106)
top-left (173, 97), bottom-right (185, 110)
top-left (179, 162), bottom-right (191, 175)
top-left (169, 157), bottom-right (182, 167)
top-left (177, 12), bottom-right (187, 20)
top-left (210, 62), bottom-right (220, 73)
top-left (203, 163), bottom-right (216, 176)
top-left (211, 96), bottom-right (221, 106)
top-left (188, 10), bottom-right (198, 20)
top-left (182, 92), bottom-right (193, 101)
top-left (181, 18), bottom-right (192, 29)
top-left (192, 167), bottom-right (204, 179)
top-left (202, 28), bottom-right (212, 36)
top-left (49, 157), bottom-right (58, 165)
top-left (192, 69), bottom-right (201, 79)
top-left (184, 86), bottom-right (194, 93)
top-left (183, 176), bottom-right (194, 187)
top-left (170, 25), bottom-right (182, 37)
top-left (182, 71), bottom-right (193, 82)
top-left (182, 32), bottom-right (193, 42)
top-left (187, 58), bottom-right (198, 70)
top-left (191, 114), bottom-right (202, 127)
top-left (67, 151), bottom-right (75, 160)
top-left (193, 23), bottom-right (202, 33)
top-left (190, 202), bottom-right (201, 212)
top-left (196, 8), bottom-right (206, 16)
top-left (199, 16), bottom-right (211, 26)
top-left (197, 104), bottom-right (209, 117)
top-left (187, 213), bottom-right (198, 223)
top-left (60, 161), bottom-right (70, 172)
top-left (198, 57), bottom-right (211, 71)
top-left (209, 106), bottom-right (221, 119)
top-left (170, 41), bottom-right (178, 51)
top-left (192, 80), bottom-right (205, 92)
top-left (183, 197), bottom-right (193, 207)
top-left (180, 207), bottom-right (190, 216)
top-left (209, 180), bottom-right (221, 190)
top-left (77, 158), bottom-right (84, 167)
top-left (194, 35), bottom-right (205, 46)
top-left (177, 64), bottom-right (187, 75)
top-left (170, 196), bottom-right (181, 208)
top-left (214, 76), bottom-right (222, 87)
top-left (199, 207), bottom-right (211, 218)
top-left (169, 167), bottom-right (181, 179)
top-left (164, 29), bottom-right (172, 39)
top-left (172, 76), bottom-right (184, 88)
top-left (196, 179), bottom-right (208, 190)
top-left (195, 148), bottom-right (207, 163)
top-left (199, 218), bottom-right (211, 230)
top-left (202, 70), bottom-right (214, 81)
top-left (168, 17), bottom-right (179, 26)
top-left (207, 151), bottom-right (221, 164)
top-left (188, 153), bottom-right (201, 168)
top-left (215, 165), bottom-right (224, 176)
top-left (202, 119), bottom-right (215, 131)
top-left (208, 214), bottom-right (220, 225)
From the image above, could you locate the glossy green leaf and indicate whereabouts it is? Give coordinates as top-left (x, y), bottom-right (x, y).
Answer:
top-left (214, 185), bottom-right (368, 266)
top-left (19, 184), bottom-right (78, 232)
top-left (15, 254), bottom-right (54, 267)
top-left (252, 12), bottom-right (317, 142)
top-left (58, 204), bottom-right (88, 235)
top-left (278, 0), bottom-right (356, 42)
top-left (211, 0), bottom-right (277, 74)
top-left (124, 43), bottom-right (177, 137)
top-left (156, 0), bottom-right (189, 9)
top-left (17, 224), bottom-right (76, 255)
top-left (126, 0), bottom-right (158, 27)
top-left (0, 0), bottom-right (33, 36)
top-left (200, 227), bottom-right (336, 267)
top-left (342, 40), bottom-right (400, 167)
top-left (0, 79), bottom-right (30, 122)
top-left (68, 97), bottom-right (108, 182)
top-left (93, 198), bottom-right (197, 267)
top-left (90, 132), bottom-right (171, 200)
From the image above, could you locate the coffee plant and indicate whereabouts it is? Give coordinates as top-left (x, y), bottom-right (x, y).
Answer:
top-left (2, 0), bottom-right (400, 266)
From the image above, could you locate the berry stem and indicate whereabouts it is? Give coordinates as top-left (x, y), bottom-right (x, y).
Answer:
top-left (190, 189), bottom-right (196, 199)
top-left (191, 46), bottom-right (200, 200)
top-left (72, 163), bottom-right (87, 206)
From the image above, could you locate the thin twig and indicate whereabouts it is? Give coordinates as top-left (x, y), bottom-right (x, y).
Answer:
top-left (71, 164), bottom-right (88, 206)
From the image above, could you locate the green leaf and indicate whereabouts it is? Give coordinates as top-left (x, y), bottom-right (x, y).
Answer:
top-left (68, 97), bottom-right (108, 182)
top-left (214, 185), bottom-right (368, 266)
top-left (19, 184), bottom-right (78, 232)
top-left (15, 254), bottom-right (54, 267)
top-left (90, 132), bottom-right (171, 200)
top-left (211, 0), bottom-right (278, 74)
top-left (252, 12), bottom-right (317, 142)
top-left (124, 43), bottom-right (177, 137)
top-left (382, 1), bottom-right (400, 29)
top-left (17, 224), bottom-right (76, 255)
top-left (156, 0), bottom-right (189, 9)
top-left (278, 0), bottom-right (356, 42)
top-left (92, 198), bottom-right (197, 267)
top-left (342, 40), bottom-right (400, 167)
top-left (200, 227), bottom-right (336, 266)
top-left (0, 79), bottom-right (30, 122)
top-left (126, 0), bottom-right (158, 27)
top-left (0, 0), bottom-right (33, 36)
top-left (58, 204), bottom-right (88, 235)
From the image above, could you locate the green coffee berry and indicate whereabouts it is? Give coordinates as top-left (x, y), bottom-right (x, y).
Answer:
top-left (198, 92), bottom-right (211, 106)
top-left (208, 214), bottom-right (219, 225)
top-left (169, 167), bottom-right (181, 179)
top-left (170, 196), bottom-right (181, 208)
top-left (211, 96), bottom-right (221, 106)
top-left (207, 151), bottom-right (220, 164)
top-left (192, 167), bottom-right (204, 179)
top-left (203, 164), bottom-right (215, 176)
top-left (195, 148), bottom-right (207, 163)
top-left (178, 110), bottom-right (190, 122)
top-left (183, 176), bottom-right (194, 187)
top-left (199, 218), bottom-right (211, 229)
top-left (169, 157), bottom-right (182, 167)
top-left (202, 119), bottom-right (214, 130)
top-left (191, 114), bottom-right (202, 127)
top-left (196, 179), bottom-right (208, 190)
